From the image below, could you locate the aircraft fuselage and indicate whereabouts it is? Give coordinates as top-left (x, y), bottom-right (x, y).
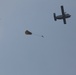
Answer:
top-left (56, 14), bottom-right (71, 19)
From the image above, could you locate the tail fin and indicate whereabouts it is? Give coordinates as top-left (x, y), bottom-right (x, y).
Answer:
top-left (53, 13), bottom-right (57, 21)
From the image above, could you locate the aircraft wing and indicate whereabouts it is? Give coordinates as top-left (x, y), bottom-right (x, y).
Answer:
top-left (63, 18), bottom-right (66, 24)
top-left (61, 6), bottom-right (65, 15)
top-left (61, 5), bottom-right (66, 24)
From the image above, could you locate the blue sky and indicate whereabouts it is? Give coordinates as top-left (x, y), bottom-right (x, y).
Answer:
top-left (0, 0), bottom-right (76, 75)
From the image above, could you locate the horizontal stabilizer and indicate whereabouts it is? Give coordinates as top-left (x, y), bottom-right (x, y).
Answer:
top-left (53, 13), bottom-right (57, 21)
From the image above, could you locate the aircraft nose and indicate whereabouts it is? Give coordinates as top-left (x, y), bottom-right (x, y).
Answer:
top-left (69, 14), bottom-right (71, 17)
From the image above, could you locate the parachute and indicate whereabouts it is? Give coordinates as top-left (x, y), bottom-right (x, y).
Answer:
top-left (25, 30), bottom-right (44, 38)
top-left (25, 30), bottom-right (32, 35)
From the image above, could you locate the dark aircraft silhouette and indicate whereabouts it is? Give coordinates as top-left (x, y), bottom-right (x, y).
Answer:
top-left (53, 5), bottom-right (71, 24)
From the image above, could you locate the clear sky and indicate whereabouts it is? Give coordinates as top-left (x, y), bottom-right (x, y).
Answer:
top-left (0, 0), bottom-right (76, 75)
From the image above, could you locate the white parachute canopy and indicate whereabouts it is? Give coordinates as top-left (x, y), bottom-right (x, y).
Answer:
top-left (25, 30), bottom-right (44, 38)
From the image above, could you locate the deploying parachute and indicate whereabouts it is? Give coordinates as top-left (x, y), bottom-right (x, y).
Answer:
top-left (25, 30), bottom-right (44, 38)
top-left (25, 30), bottom-right (32, 35)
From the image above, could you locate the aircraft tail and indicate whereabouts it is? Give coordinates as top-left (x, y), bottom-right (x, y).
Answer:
top-left (53, 13), bottom-right (57, 21)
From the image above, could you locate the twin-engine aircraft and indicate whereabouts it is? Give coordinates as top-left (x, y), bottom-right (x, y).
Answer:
top-left (53, 5), bottom-right (71, 24)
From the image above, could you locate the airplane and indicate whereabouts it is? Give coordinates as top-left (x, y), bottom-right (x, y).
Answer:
top-left (53, 5), bottom-right (71, 24)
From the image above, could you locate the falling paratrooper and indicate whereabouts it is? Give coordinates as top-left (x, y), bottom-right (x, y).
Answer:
top-left (25, 30), bottom-right (44, 38)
